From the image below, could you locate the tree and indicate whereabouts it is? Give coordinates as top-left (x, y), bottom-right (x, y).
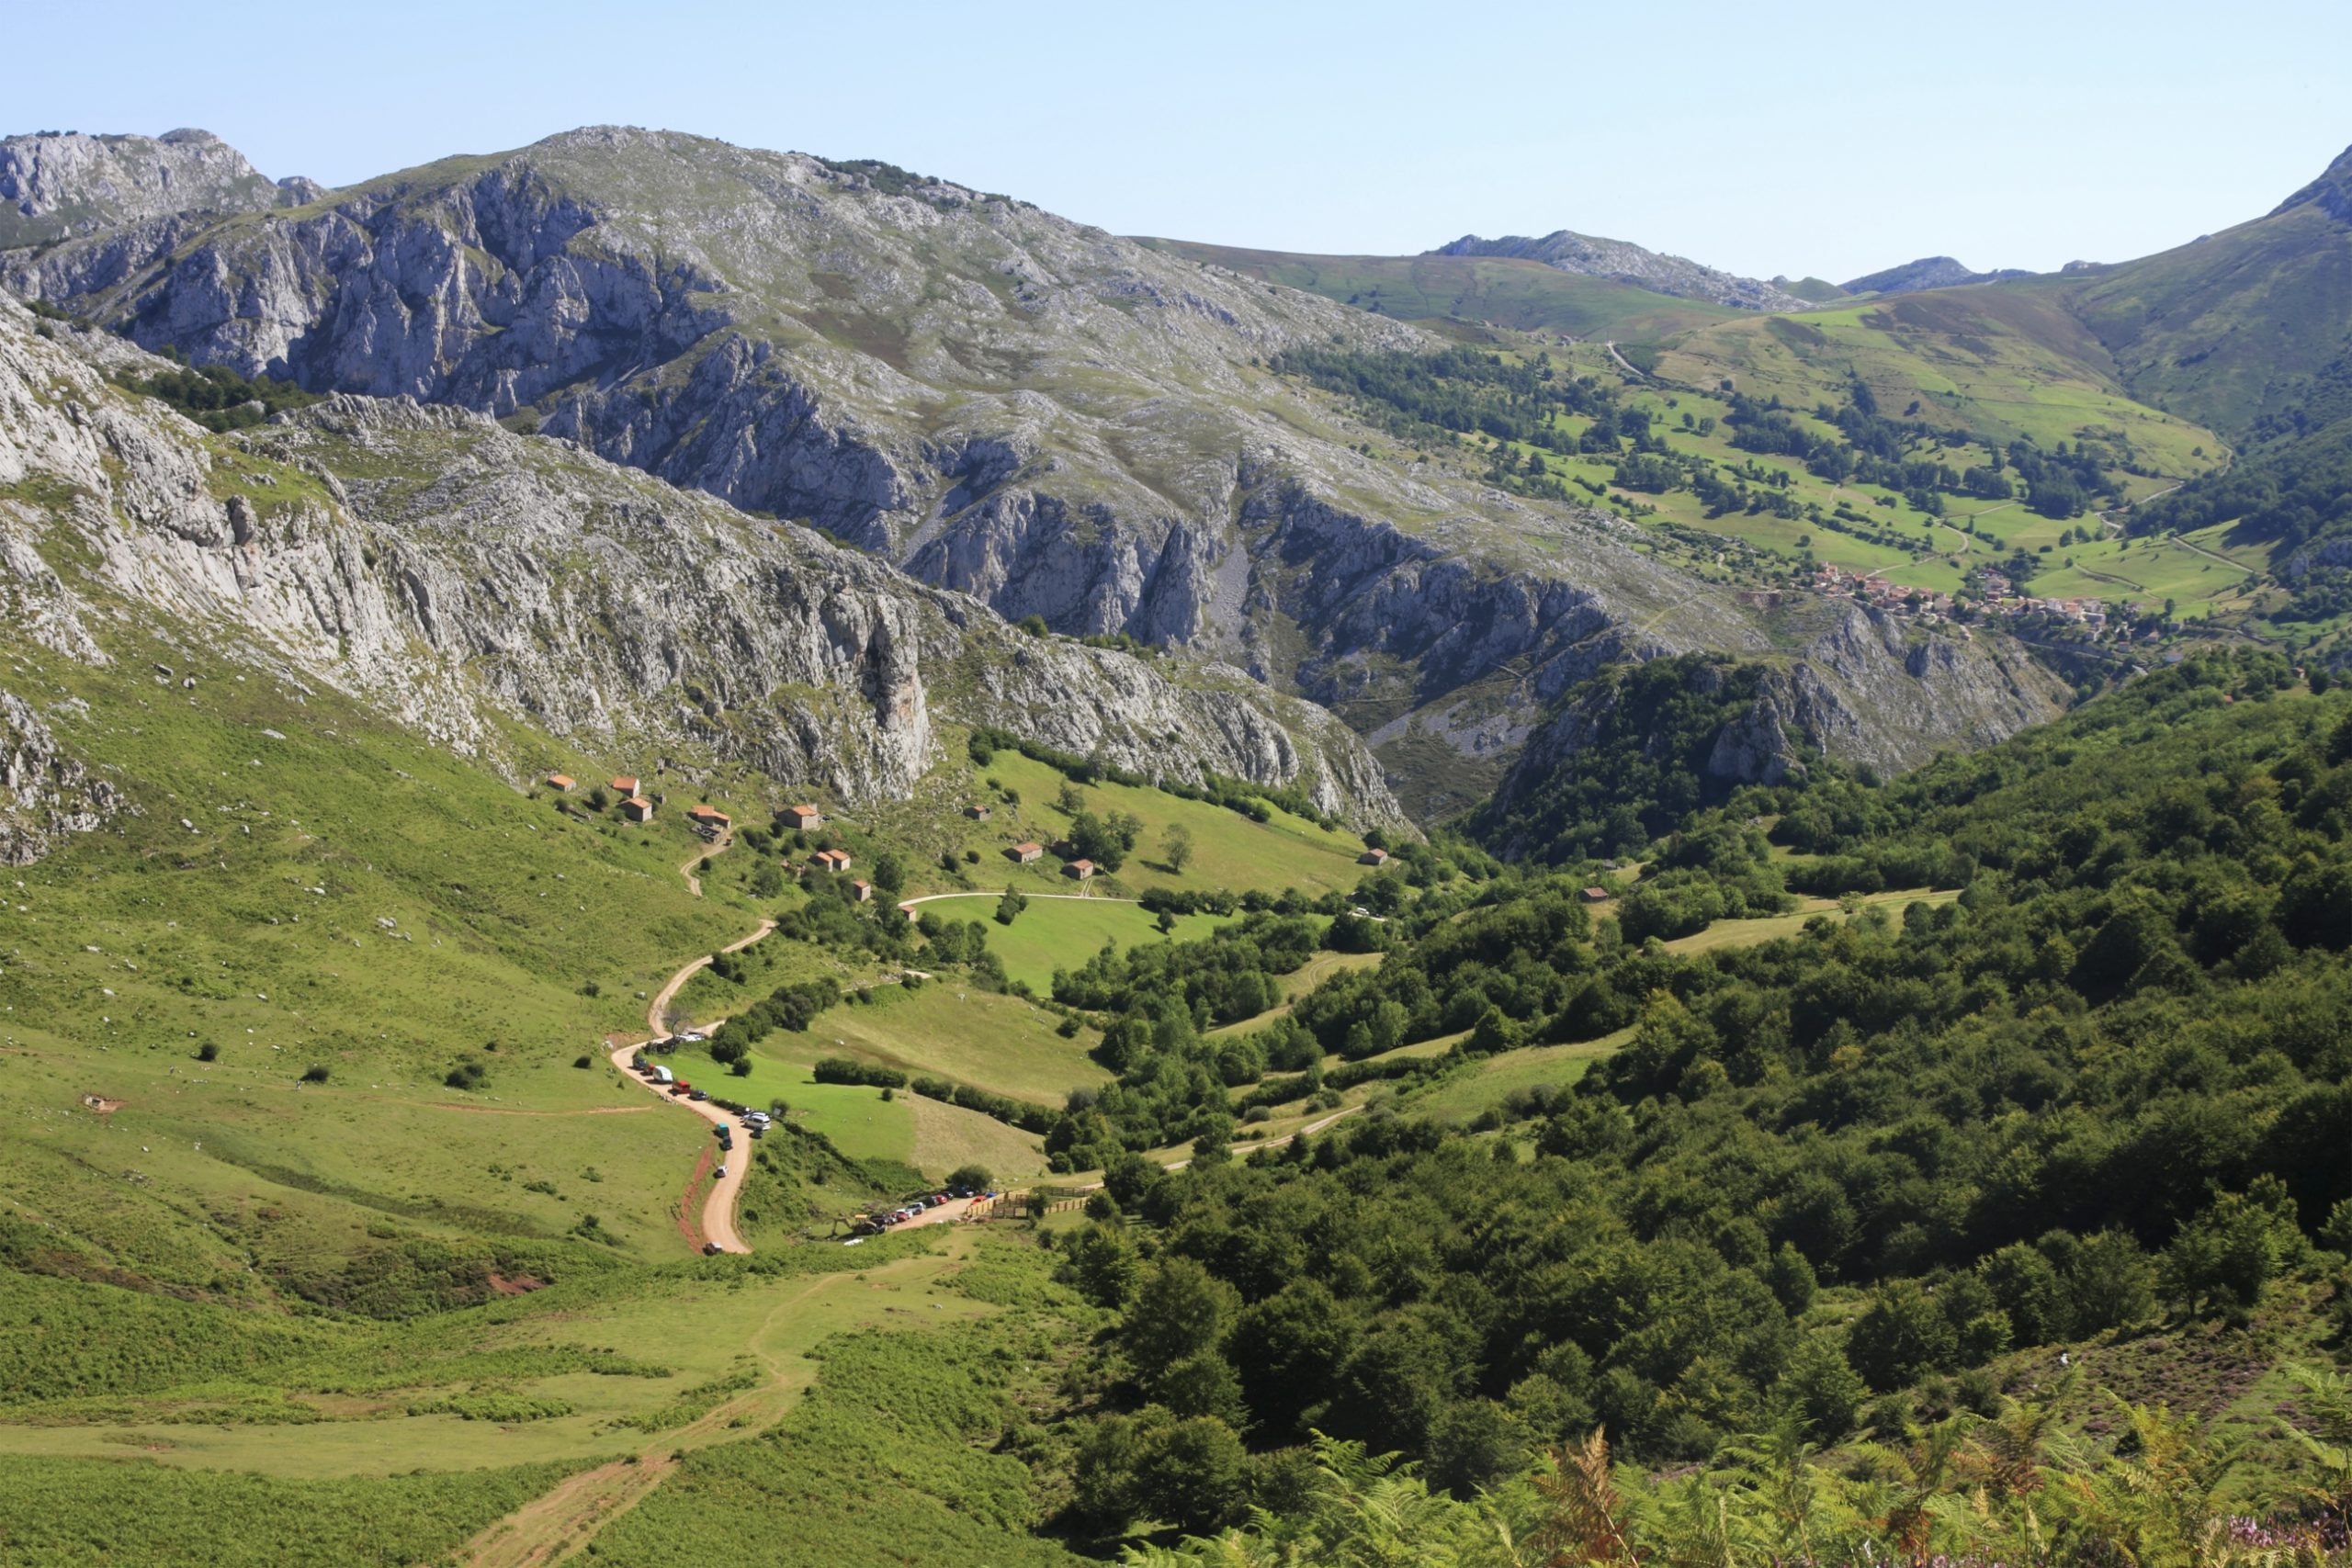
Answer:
top-left (945, 1163), bottom-right (992, 1193)
top-left (1162, 823), bottom-right (1194, 873)
top-left (995, 886), bottom-right (1027, 925)
top-left (1056, 782), bottom-right (1088, 816)
top-left (2161, 1178), bottom-right (2304, 1320)
top-left (870, 852), bottom-right (906, 897)
top-left (1847, 1278), bottom-right (1958, 1391)
top-left (1057, 1223), bottom-right (1142, 1308)
top-left (1781, 1334), bottom-right (1866, 1441)
top-left (1123, 1258), bottom-right (1237, 1383)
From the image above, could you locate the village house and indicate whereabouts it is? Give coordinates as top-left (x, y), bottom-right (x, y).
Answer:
top-left (1064, 858), bottom-right (1095, 881)
top-left (1580, 886), bottom-right (1611, 904)
top-left (965, 804), bottom-right (991, 821)
top-left (813, 848), bottom-right (853, 873)
top-left (620, 796), bottom-right (655, 823)
top-left (781, 804), bottom-right (823, 831)
top-left (546, 773), bottom-right (575, 792)
top-left (850, 879), bottom-right (873, 902)
top-left (1007, 841), bottom-right (1043, 863)
top-left (1358, 847), bottom-right (1390, 866)
top-left (611, 775), bottom-right (641, 797)
top-left (685, 804), bottom-right (730, 840)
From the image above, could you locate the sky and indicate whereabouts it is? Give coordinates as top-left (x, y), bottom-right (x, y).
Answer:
top-left (11, 0), bottom-right (2347, 284)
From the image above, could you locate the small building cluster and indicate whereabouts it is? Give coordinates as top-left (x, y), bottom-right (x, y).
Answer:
top-left (1812, 564), bottom-right (1954, 620)
top-left (813, 848), bottom-right (854, 874)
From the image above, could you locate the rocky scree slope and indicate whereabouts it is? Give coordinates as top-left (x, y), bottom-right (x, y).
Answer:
top-left (1430, 230), bottom-right (1815, 312)
top-left (0, 128), bottom-right (2069, 807)
top-left (0, 129), bottom-right (311, 250)
top-left (0, 300), bottom-right (1399, 840)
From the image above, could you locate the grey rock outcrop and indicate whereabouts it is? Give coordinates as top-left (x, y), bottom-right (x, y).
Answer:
top-left (0, 689), bottom-right (127, 864)
top-left (1488, 605), bottom-right (2065, 852)
top-left (0, 129), bottom-right (281, 249)
top-left (0, 299), bottom-right (1403, 844)
top-left (1430, 231), bottom-right (1814, 312)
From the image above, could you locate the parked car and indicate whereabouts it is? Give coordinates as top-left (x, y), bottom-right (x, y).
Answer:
top-left (689, 1089), bottom-right (708, 1101)
top-left (702, 1241), bottom-right (722, 1256)
top-left (749, 1126), bottom-right (764, 1138)
top-left (714, 1164), bottom-right (727, 1178)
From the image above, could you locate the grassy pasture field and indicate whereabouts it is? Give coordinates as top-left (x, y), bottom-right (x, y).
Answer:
top-left (804, 982), bottom-right (1108, 1106)
top-left (1395, 1032), bottom-right (1631, 1124)
top-left (910, 891), bottom-right (1236, 994)
top-left (1659, 886), bottom-right (1961, 953)
top-left (940, 750), bottom-right (1374, 900)
top-left (2022, 518), bottom-right (2268, 619)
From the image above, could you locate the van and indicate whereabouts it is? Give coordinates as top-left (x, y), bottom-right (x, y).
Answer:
top-left (650, 1065), bottom-right (675, 1086)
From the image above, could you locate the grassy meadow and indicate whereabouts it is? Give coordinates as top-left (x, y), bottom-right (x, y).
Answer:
top-left (923, 750), bottom-right (1374, 900)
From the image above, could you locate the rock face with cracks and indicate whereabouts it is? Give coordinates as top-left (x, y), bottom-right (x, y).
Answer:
top-left (0, 299), bottom-right (1403, 850)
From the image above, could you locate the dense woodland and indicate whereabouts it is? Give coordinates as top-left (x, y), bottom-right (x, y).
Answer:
top-left (1012, 651), bottom-right (2352, 1558)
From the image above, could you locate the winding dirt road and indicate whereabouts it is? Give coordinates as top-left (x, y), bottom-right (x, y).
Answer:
top-left (610, 915), bottom-right (775, 1255)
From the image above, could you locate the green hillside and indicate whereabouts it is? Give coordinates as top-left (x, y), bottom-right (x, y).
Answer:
top-left (1046, 650), bottom-right (2352, 1559)
top-left (1654, 287), bottom-right (2223, 480)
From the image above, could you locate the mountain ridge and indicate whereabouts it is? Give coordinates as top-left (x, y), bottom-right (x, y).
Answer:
top-left (1, 125), bottom-right (2062, 811)
top-left (1430, 228), bottom-right (1815, 312)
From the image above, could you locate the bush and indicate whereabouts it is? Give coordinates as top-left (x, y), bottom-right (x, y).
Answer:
top-left (300, 1064), bottom-right (331, 1084)
top-left (195, 1042), bottom-right (219, 1063)
top-left (813, 1057), bottom-right (907, 1089)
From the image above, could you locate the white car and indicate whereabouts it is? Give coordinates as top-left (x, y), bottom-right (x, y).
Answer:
top-left (714, 1164), bottom-right (728, 1178)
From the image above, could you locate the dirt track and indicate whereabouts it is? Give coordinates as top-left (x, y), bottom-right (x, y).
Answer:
top-left (611, 912), bottom-right (775, 1255)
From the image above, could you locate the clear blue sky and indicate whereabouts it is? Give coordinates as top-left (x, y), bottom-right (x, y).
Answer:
top-left (12, 0), bottom-right (2346, 284)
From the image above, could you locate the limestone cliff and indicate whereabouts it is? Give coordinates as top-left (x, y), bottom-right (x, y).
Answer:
top-left (0, 300), bottom-right (1401, 841)
top-left (0, 129), bottom-right (288, 249)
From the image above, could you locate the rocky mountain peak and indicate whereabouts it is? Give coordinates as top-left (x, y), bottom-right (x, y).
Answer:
top-left (0, 127), bottom-right (281, 247)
